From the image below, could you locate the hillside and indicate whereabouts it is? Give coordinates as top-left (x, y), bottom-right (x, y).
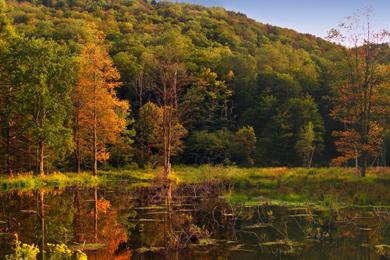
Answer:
top-left (3, 0), bottom-right (387, 169)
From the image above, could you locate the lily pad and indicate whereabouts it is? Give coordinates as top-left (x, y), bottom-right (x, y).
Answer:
top-left (129, 218), bottom-right (163, 222)
top-left (71, 243), bottom-right (106, 251)
top-left (289, 214), bottom-right (317, 218)
top-left (20, 210), bottom-right (37, 214)
top-left (242, 223), bottom-right (269, 229)
top-left (135, 247), bottom-right (165, 254)
top-left (133, 206), bottom-right (166, 210)
top-left (198, 238), bottom-right (219, 246)
top-left (143, 211), bottom-right (168, 215)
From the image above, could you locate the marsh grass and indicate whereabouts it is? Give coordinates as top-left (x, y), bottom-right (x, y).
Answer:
top-left (172, 165), bottom-right (390, 207)
top-left (0, 172), bottom-right (101, 191)
top-left (1, 166), bottom-right (390, 208)
top-left (0, 169), bottom-right (154, 191)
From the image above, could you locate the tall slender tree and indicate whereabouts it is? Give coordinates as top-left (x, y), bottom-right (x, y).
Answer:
top-left (135, 101), bottom-right (187, 168)
top-left (10, 38), bottom-right (75, 175)
top-left (0, 0), bottom-right (17, 175)
top-left (295, 122), bottom-right (316, 168)
top-left (144, 32), bottom-right (190, 178)
top-left (328, 10), bottom-right (390, 176)
top-left (74, 38), bottom-right (128, 175)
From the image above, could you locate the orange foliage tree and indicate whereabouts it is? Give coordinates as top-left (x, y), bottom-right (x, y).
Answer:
top-left (73, 38), bottom-right (129, 174)
top-left (328, 11), bottom-right (390, 176)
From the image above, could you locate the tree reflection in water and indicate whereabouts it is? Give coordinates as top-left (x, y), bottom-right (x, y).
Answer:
top-left (37, 190), bottom-right (45, 260)
top-left (2, 183), bottom-right (390, 259)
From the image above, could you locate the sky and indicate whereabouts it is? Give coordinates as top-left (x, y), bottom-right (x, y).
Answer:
top-left (173, 0), bottom-right (389, 39)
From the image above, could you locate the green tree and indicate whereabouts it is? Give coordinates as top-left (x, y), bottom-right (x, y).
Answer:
top-left (295, 122), bottom-right (316, 168)
top-left (136, 101), bottom-right (187, 168)
top-left (232, 126), bottom-right (257, 166)
top-left (0, 0), bottom-right (15, 43)
top-left (183, 129), bottom-right (234, 165)
top-left (0, 0), bottom-right (19, 174)
top-left (109, 116), bottom-right (136, 169)
top-left (11, 38), bottom-right (75, 175)
top-left (135, 102), bottom-right (163, 167)
top-left (181, 68), bottom-right (232, 131)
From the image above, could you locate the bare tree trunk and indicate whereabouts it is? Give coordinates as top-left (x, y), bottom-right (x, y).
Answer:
top-left (308, 147), bottom-right (315, 168)
top-left (165, 183), bottom-right (173, 246)
top-left (5, 83), bottom-right (13, 176)
top-left (137, 72), bottom-right (144, 109)
top-left (39, 190), bottom-right (45, 259)
top-left (162, 79), bottom-right (169, 178)
top-left (74, 107), bottom-right (81, 173)
top-left (383, 140), bottom-right (387, 167)
top-left (360, 23), bottom-right (372, 178)
top-left (73, 189), bottom-right (81, 242)
top-left (93, 187), bottom-right (98, 242)
top-left (167, 107), bottom-right (172, 177)
top-left (355, 147), bottom-right (359, 176)
top-left (162, 69), bottom-right (178, 179)
top-left (75, 146), bottom-right (81, 174)
top-left (38, 141), bottom-right (44, 176)
top-left (361, 151), bottom-right (367, 177)
top-left (6, 123), bottom-right (12, 176)
top-left (162, 107), bottom-right (172, 178)
top-left (92, 72), bottom-right (97, 176)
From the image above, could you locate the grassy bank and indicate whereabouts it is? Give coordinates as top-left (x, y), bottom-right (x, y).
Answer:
top-left (0, 169), bottom-right (154, 191)
top-left (0, 172), bottom-right (102, 191)
top-left (172, 166), bottom-right (390, 207)
top-left (1, 166), bottom-right (390, 207)
top-left (172, 165), bottom-right (390, 184)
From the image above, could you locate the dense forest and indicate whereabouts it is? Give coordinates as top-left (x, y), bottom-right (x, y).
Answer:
top-left (0, 0), bottom-right (389, 175)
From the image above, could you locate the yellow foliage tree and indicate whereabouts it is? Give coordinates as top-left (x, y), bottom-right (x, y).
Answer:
top-left (73, 38), bottom-right (129, 175)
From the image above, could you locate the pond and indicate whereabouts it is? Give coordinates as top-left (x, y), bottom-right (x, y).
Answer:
top-left (1, 181), bottom-right (390, 259)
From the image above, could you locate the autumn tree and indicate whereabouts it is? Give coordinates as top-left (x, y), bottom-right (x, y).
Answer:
top-left (328, 10), bottom-right (390, 176)
top-left (74, 39), bottom-right (129, 175)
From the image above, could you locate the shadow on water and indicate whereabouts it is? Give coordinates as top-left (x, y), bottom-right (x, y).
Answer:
top-left (1, 181), bottom-right (390, 259)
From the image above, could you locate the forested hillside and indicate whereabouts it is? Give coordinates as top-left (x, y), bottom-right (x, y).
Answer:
top-left (0, 0), bottom-right (388, 173)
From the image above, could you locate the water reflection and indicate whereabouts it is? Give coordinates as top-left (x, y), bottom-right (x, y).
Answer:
top-left (38, 190), bottom-right (45, 260)
top-left (0, 183), bottom-right (390, 259)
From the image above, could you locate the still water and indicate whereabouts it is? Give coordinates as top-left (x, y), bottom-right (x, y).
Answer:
top-left (1, 182), bottom-right (390, 259)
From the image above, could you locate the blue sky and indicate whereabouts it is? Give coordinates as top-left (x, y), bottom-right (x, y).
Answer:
top-left (173, 0), bottom-right (389, 38)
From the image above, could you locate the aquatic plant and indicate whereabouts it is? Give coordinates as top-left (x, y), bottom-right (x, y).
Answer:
top-left (375, 244), bottom-right (390, 258)
top-left (47, 243), bottom-right (72, 259)
top-left (5, 236), bottom-right (39, 260)
top-left (47, 243), bottom-right (87, 260)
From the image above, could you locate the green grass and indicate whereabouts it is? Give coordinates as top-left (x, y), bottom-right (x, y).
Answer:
top-left (0, 169), bottom-right (154, 191)
top-left (1, 166), bottom-right (390, 208)
top-left (171, 165), bottom-right (390, 185)
top-left (0, 172), bottom-right (100, 191)
top-left (171, 165), bottom-right (390, 207)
